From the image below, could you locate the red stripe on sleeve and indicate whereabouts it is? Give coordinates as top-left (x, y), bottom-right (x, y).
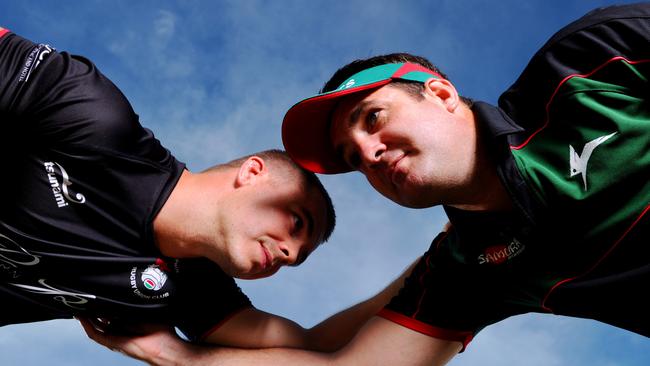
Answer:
top-left (542, 203), bottom-right (650, 312)
top-left (0, 29), bottom-right (9, 38)
top-left (377, 308), bottom-right (474, 352)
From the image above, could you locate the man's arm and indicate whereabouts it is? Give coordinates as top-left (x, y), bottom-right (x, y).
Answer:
top-left (82, 315), bottom-right (461, 366)
top-left (204, 258), bottom-right (419, 351)
top-left (216, 317), bottom-right (461, 366)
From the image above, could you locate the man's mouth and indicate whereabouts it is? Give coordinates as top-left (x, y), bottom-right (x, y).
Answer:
top-left (260, 244), bottom-right (273, 270)
top-left (389, 155), bottom-right (406, 185)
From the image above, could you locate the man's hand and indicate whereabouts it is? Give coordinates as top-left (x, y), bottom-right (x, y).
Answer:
top-left (78, 318), bottom-right (201, 366)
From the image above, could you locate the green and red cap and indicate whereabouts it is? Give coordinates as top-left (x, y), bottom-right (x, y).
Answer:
top-left (282, 62), bottom-right (442, 174)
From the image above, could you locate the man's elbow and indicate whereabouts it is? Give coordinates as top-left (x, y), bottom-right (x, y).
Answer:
top-left (303, 330), bottom-right (347, 353)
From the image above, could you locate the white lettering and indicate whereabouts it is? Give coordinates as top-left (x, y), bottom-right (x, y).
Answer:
top-left (130, 267), bottom-right (137, 288)
top-left (477, 238), bottom-right (525, 265)
top-left (43, 161), bottom-right (85, 208)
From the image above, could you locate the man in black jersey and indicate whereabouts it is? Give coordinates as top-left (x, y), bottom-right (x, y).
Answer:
top-left (0, 28), bottom-right (367, 351)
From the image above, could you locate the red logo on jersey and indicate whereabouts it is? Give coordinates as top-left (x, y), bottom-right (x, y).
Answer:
top-left (477, 238), bottom-right (525, 265)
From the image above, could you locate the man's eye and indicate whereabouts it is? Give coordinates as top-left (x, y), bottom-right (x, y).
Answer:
top-left (367, 111), bottom-right (379, 129)
top-left (293, 214), bottom-right (303, 233)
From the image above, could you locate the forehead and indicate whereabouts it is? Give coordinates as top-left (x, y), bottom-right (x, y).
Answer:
top-left (330, 89), bottom-right (376, 138)
top-left (330, 84), bottom-right (407, 143)
top-left (331, 89), bottom-right (375, 125)
top-left (331, 84), bottom-right (410, 127)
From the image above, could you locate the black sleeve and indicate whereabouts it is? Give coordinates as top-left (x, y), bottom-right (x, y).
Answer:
top-left (381, 230), bottom-right (532, 350)
top-left (0, 32), bottom-right (173, 165)
top-left (498, 3), bottom-right (650, 135)
top-left (383, 232), bottom-right (494, 333)
top-left (0, 32), bottom-right (49, 128)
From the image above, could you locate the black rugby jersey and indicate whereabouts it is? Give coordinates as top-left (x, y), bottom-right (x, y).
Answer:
top-left (0, 32), bottom-right (250, 341)
top-left (381, 3), bottom-right (650, 349)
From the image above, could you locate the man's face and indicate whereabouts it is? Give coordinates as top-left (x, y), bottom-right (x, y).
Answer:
top-left (215, 170), bottom-right (327, 280)
top-left (330, 82), bottom-right (476, 208)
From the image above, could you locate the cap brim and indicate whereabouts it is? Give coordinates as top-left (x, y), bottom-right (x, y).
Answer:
top-left (282, 80), bottom-right (391, 174)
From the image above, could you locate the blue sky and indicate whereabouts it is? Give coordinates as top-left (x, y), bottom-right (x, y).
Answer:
top-left (1, 0), bottom-right (649, 365)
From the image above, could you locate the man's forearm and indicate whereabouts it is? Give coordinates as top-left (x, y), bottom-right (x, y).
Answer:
top-left (186, 346), bottom-right (335, 366)
top-left (177, 316), bottom-right (461, 366)
top-left (81, 313), bottom-right (460, 366)
top-left (80, 317), bottom-right (336, 366)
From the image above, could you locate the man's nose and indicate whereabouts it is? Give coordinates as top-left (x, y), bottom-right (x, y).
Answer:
top-left (277, 243), bottom-right (298, 266)
top-left (358, 137), bottom-right (386, 170)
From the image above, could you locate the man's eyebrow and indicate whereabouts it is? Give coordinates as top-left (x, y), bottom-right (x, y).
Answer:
top-left (348, 100), bottom-right (370, 128)
top-left (289, 207), bottom-right (316, 268)
top-left (331, 99), bottom-right (371, 168)
top-left (301, 206), bottom-right (315, 244)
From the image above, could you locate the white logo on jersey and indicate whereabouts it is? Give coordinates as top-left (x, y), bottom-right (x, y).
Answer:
top-left (18, 44), bottom-right (54, 83)
top-left (569, 132), bottom-right (616, 191)
top-left (44, 162), bottom-right (86, 208)
top-left (10, 278), bottom-right (96, 310)
top-left (477, 237), bottom-right (525, 265)
top-left (141, 265), bottom-right (168, 291)
top-left (0, 233), bottom-right (40, 278)
top-left (130, 265), bottom-right (170, 300)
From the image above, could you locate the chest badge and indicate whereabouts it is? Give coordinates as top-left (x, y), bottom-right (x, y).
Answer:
top-left (569, 132), bottom-right (616, 190)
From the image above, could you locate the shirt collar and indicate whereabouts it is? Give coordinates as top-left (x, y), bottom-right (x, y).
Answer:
top-left (471, 101), bottom-right (524, 138)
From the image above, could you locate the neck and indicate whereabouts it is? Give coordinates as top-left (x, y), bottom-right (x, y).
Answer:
top-left (449, 169), bottom-right (513, 212)
top-left (449, 106), bottom-right (513, 212)
top-left (153, 170), bottom-right (213, 258)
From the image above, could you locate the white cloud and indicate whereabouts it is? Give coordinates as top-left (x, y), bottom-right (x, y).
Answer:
top-left (0, 320), bottom-right (139, 366)
top-left (153, 10), bottom-right (176, 41)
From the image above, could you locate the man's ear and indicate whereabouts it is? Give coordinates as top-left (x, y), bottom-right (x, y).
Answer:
top-left (235, 156), bottom-right (266, 187)
top-left (422, 77), bottom-right (460, 112)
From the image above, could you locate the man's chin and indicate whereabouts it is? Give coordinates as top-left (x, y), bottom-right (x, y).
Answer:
top-left (375, 181), bottom-right (429, 208)
top-left (238, 272), bottom-right (272, 280)
top-left (392, 191), bottom-right (435, 209)
top-left (237, 266), bottom-right (279, 280)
